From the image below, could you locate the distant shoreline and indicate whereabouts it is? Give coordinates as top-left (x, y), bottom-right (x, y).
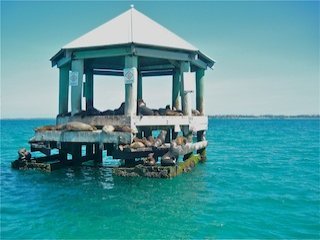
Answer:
top-left (209, 115), bottom-right (320, 119)
top-left (0, 115), bottom-right (319, 120)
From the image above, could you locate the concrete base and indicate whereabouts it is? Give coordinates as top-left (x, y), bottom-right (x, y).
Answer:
top-left (113, 154), bottom-right (201, 178)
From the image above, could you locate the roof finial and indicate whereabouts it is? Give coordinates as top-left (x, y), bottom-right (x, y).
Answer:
top-left (130, 4), bottom-right (134, 9)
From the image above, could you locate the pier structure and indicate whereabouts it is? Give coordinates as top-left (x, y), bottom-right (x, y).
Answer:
top-left (13, 7), bottom-right (215, 177)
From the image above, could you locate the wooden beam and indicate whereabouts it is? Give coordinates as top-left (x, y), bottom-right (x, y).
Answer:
top-left (74, 47), bottom-right (131, 59)
top-left (191, 59), bottom-right (207, 70)
top-left (71, 59), bottom-right (84, 115)
top-left (57, 57), bottom-right (71, 68)
top-left (58, 65), bottom-right (70, 114)
top-left (140, 64), bottom-right (174, 71)
top-left (93, 70), bottom-right (123, 76)
top-left (141, 70), bottom-right (173, 77)
top-left (134, 47), bottom-right (193, 62)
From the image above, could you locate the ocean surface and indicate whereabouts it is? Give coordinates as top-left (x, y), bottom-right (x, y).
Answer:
top-left (0, 118), bottom-right (319, 239)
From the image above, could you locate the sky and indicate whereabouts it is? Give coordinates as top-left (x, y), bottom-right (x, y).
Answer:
top-left (1, 1), bottom-right (319, 118)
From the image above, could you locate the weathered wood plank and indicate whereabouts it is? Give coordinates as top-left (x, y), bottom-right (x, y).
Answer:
top-left (74, 47), bottom-right (131, 59)
top-left (134, 47), bottom-right (193, 62)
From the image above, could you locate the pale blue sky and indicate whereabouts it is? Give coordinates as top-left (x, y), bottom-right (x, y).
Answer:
top-left (1, 1), bottom-right (319, 118)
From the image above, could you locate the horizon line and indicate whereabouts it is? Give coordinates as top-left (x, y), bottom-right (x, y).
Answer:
top-left (1, 114), bottom-right (319, 120)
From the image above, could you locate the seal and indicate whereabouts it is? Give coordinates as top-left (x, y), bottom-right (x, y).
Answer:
top-left (102, 125), bottom-right (115, 133)
top-left (58, 122), bottom-right (97, 131)
top-left (153, 130), bottom-right (167, 147)
top-left (86, 106), bottom-right (101, 116)
top-left (130, 141), bottom-right (145, 149)
top-left (144, 153), bottom-right (156, 166)
top-left (35, 125), bottom-right (57, 132)
top-left (18, 148), bottom-right (31, 161)
top-left (161, 153), bottom-right (176, 166)
top-left (114, 125), bottom-right (133, 133)
top-left (114, 102), bottom-right (125, 115)
top-left (147, 136), bottom-right (155, 145)
top-left (101, 109), bottom-right (114, 116)
top-left (175, 136), bottom-right (187, 146)
top-left (137, 99), bottom-right (154, 116)
top-left (133, 137), bottom-right (153, 147)
top-left (192, 109), bottom-right (201, 116)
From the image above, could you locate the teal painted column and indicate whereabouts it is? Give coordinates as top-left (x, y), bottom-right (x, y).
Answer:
top-left (180, 61), bottom-right (191, 116)
top-left (124, 56), bottom-right (138, 116)
top-left (71, 59), bottom-right (84, 115)
top-left (137, 73), bottom-right (143, 100)
top-left (172, 68), bottom-right (181, 110)
top-left (196, 68), bottom-right (205, 115)
top-left (85, 69), bottom-right (94, 110)
top-left (58, 65), bottom-right (70, 114)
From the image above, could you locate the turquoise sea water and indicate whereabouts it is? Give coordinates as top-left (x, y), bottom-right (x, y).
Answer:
top-left (0, 118), bottom-right (319, 239)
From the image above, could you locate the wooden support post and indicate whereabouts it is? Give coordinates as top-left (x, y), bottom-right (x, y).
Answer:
top-left (59, 143), bottom-right (68, 164)
top-left (197, 130), bottom-right (206, 161)
top-left (196, 68), bottom-right (205, 115)
top-left (71, 143), bottom-right (82, 165)
top-left (85, 69), bottom-right (94, 110)
top-left (71, 59), bottom-right (84, 116)
top-left (137, 72), bottom-right (143, 100)
top-left (172, 68), bottom-right (180, 110)
top-left (86, 144), bottom-right (94, 160)
top-left (180, 62), bottom-right (191, 116)
top-left (165, 129), bottom-right (171, 143)
top-left (124, 56), bottom-right (138, 116)
top-left (58, 65), bottom-right (70, 114)
top-left (143, 128), bottom-right (152, 138)
top-left (94, 144), bottom-right (103, 164)
top-left (171, 129), bottom-right (178, 140)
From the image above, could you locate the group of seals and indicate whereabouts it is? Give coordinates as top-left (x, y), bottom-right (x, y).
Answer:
top-left (160, 135), bottom-right (188, 166)
top-left (137, 100), bottom-right (183, 116)
top-left (119, 130), bottom-right (167, 151)
top-left (56, 100), bottom-right (201, 118)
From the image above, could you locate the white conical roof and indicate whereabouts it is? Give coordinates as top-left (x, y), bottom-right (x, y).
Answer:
top-left (63, 7), bottom-right (198, 51)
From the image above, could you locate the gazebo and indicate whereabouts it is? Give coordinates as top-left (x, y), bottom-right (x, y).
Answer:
top-left (18, 6), bottom-right (215, 176)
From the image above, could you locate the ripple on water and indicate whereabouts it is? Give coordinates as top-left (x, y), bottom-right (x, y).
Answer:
top-left (1, 119), bottom-right (319, 239)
